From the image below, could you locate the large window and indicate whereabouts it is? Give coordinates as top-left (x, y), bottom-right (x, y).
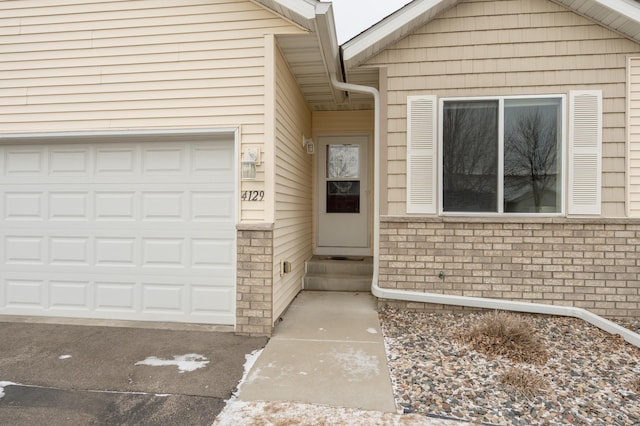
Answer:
top-left (441, 96), bottom-right (563, 214)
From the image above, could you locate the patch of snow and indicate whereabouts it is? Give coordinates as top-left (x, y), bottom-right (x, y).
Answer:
top-left (227, 349), bottom-right (263, 401)
top-left (330, 347), bottom-right (380, 381)
top-left (213, 400), bottom-right (461, 425)
top-left (58, 354), bottom-right (72, 360)
top-left (367, 328), bottom-right (378, 334)
top-left (0, 382), bottom-right (16, 400)
top-left (134, 353), bottom-right (209, 373)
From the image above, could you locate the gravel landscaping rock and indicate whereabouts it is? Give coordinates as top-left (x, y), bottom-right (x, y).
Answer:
top-left (379, 306), bottom-right (640, 425)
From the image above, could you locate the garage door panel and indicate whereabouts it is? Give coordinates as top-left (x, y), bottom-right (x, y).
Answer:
top-left (192, 239), bottom-right (234, 267)
top-left (50, 237), bottom-right (91, 266)
top-left (49, 149), bottom-right (90, 175)
top-left (5, 236), bottom-right (44, 265)
top-left (49, 192), bottom-right (90, 220)
top-left (95, 281), bottom-right (136, 312)
top-left (4, 192), bottom-right (44, 220)
top-left (5, 279), bottom-right (45, 308)
top-left (192, 191), bottom-right (234, 221)
top-left (191, 286), bottom-right (234, 314)
top-left (192, 145), bottom-right (234, 173)
top-left (4, 149), bottom-right (43, 176)
top-left (50, 280), bottom-right (91, 311)
top-left (95, 147), bottom-right (137, 174)
top-left (0, 138), bottom-right (236, 325)
top-left (141, 192), bottom-right (185, 221)
top-left (95, 238), bottom-right (136, 266)
top-left (142, 283), bottom-right (184, 313)
top-left (95, 191), bottom-right (135, 220)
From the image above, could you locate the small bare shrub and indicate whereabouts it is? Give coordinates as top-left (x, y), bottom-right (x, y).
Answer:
top-left (631, 377), bottom-right (640, 394)
top-left (466, 311), bottom-right (548, 364)
top-left (499, 367), bottom-right (549, 400)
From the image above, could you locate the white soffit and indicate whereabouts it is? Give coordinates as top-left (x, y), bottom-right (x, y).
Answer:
top-left (342, 0), bottom-right (640, 71)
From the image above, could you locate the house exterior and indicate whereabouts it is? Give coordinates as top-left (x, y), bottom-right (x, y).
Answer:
top-left (1, 0), bottom-right (638, 337)
top-left (343, 0), bottom-right (640, 320)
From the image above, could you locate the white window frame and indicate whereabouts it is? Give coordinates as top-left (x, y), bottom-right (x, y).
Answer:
top-left (437, 94), bottom-right (567, 217)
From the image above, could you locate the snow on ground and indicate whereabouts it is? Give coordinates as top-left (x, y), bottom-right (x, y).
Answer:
top-left (213, 347), bottom-right (465, 426)
top-left (213, 400), bottom-right (466, 426)
top-left (134, 353), bottom-right (209, 373)
top-left (58, 354), bottom-right (72, 360)
top-left (233, 349), bottom-right (263, 396)
top-left (0, 381), bottom-right (16, 399)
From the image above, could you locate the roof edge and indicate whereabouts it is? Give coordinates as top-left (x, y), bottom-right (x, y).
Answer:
top-left (253, 0), bottom-right (318, 30)
top-left (342, 0), bottom-right (640, 71)
top-left (342, 0), bottom-right (457, 69)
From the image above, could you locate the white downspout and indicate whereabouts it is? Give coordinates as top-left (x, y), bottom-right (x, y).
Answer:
top-left (329, 74), bottom-right (640, 348)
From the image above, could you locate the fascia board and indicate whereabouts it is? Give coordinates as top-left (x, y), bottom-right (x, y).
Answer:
top-left (591, 0), bottom-right (640, 22)
top-left (342, 0), bottom-right (640, 70)
top-left (253, 0), bottom-right (317, 30)
top-left (342, 0), bottom-right (457, 69)
top-left (314, 2), bottom-right (348, 103)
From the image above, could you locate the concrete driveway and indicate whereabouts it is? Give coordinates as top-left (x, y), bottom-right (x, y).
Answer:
top-left (0, 321), bottom-right (267, 425)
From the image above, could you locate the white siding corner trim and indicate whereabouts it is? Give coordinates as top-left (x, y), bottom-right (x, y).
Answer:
top-left (629, 58), bottom-right (640, 218)
top-left (568, 90), bottom-right (602, 216)
top-left (407, 96), bottom-right (437, 214)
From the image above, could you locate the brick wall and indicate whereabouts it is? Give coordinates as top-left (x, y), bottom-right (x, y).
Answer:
top-left (378, 217), bottom-right (640, 319)
top-left (236, 224), bottom-right (274, 336)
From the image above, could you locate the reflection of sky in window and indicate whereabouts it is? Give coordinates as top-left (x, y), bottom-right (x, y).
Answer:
top-left (327, 145), bottom-right (359, 179)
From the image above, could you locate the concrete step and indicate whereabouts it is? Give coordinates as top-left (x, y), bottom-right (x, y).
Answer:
top-left (303, 273), bottom-right (372, 292)
top-left (305, 256), bottom-right (373, 276)
top-left (304, 256), bottom-right (373, 292)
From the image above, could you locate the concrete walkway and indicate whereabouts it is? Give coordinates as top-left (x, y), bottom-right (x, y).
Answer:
top-left (238, 291), bottom-right (397, 412)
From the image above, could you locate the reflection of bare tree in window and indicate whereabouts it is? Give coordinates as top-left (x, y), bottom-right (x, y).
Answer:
top-left (504, 105), bottom-right (558, 212)
top-left (443, 101), bottom-right (498, 211)
top-left (327, 145), bottom-right (359, 178)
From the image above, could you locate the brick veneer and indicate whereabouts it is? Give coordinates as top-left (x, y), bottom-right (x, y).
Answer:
top-left (236, 223), bottom-right (274, 336)
top-left (378, 216), bottom-right (640, 319)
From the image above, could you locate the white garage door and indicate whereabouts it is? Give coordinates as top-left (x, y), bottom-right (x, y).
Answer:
top-left (0, 138), bottom-right (236, 325)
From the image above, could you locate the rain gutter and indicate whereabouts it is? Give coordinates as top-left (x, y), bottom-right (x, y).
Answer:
top-left (328, 73), bottom-right (640, 349)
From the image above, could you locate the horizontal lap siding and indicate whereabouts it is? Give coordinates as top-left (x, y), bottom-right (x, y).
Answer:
top-left (0, 0), bottom-right (304, 224)
top-left (365, 0), bottom-right (640, 217)
top-left (273, 47), bottom-right (312, 321)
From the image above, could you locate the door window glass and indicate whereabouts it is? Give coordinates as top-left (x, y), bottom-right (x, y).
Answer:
top-left (326, 144), bottom-right (360, 213)
top-left (327, 144), bottom-right (359, 178)
top-left (327, 181), bottom-right (360, 213)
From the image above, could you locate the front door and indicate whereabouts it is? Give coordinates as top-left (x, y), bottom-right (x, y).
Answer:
top-left (317, 135), bottom-right (369, 255)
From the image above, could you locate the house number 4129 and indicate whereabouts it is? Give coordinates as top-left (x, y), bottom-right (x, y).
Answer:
top-left (241, 191), bottom-right (265, 201)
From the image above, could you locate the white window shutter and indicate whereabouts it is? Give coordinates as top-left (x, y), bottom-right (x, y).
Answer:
top-left (568, 90), bottom-right (602, 215)
top-left (407, 96), bottom-right (437, 214)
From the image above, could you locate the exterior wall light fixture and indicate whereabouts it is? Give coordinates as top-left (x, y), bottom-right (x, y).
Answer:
top-left (241, 147), bottom-right (260, 180)
top-left (302, 136), bottom-right (314, 154)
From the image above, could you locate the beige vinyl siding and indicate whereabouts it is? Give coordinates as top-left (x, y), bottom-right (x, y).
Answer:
top-left (629, 57), bottom-right (640, 217)
top-left (0, 0), bottom-right (305, 223)
top-left (365, 0), bottom-right (640, 217)
top-left (312, 110), bottom-right (374, 135)
top-left (272, 47), bottom-right (312, 321)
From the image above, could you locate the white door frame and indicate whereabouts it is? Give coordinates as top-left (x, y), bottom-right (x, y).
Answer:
top-left (316, 135), bottom-right (371, 256)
